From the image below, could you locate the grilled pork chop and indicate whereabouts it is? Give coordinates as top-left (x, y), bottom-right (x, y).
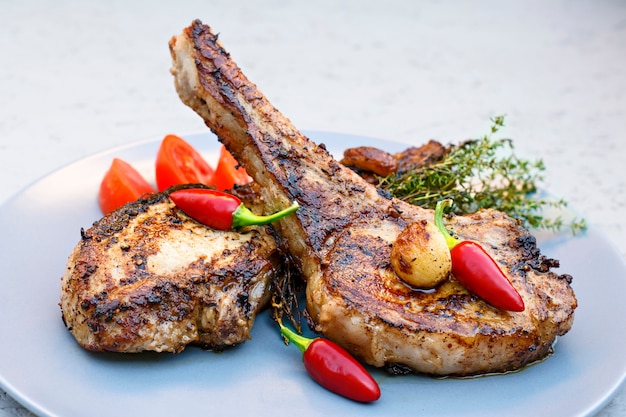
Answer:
top-left (169, 20), bottom-right (577, 375)
top-left (60, 189), bottom-right (279, 353)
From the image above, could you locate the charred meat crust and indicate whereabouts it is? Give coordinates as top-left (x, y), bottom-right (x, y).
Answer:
top-left (341, 146), bottom-right (399, 177)
top-left (169, 19), bottom-right (577, 376)
top-left (171, 21), bottom-right (396, 263)
top-left (318, 210), bottom-right (575, 375)
top-left (341, 140), bottom-right (450, 179)
top-left (394, 140), bottom-right (450, 174)
top-left (61, 190), bottom-right (280, 353)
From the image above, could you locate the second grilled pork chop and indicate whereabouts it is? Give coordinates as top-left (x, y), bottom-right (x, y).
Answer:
top-left (169, 20), bottom-right (577, 375)
top-left (61, 190), bottom-right (280, 353)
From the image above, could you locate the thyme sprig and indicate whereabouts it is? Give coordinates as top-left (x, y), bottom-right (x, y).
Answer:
top-left (378, 116), bottom-right (586, 234)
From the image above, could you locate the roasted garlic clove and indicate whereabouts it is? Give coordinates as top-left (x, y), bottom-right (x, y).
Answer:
top-left (391, 220), bottom-right (451, 288)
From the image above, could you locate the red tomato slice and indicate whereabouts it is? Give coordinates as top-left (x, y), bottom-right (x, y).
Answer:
top-left (98, 158), bottom-right (155, 215)
top-left (155, 134), bottom-right (215, 191)
top-left (212, 145), bottom-right (252, 190)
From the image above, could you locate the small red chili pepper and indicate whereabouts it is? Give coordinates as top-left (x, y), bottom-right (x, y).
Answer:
top-left (169, 188), bottom-right (299, 230)
top-left (434, 199), bottom-right (525, 312)
top-left (279, 324), bottom-right (381, 403)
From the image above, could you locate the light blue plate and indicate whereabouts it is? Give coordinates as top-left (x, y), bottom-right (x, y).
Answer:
top-left (0, 131), bottom-right (624, 417)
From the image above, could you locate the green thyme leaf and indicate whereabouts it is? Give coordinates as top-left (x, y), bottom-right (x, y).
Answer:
top-left (378, 116), bottom-right (586, 234)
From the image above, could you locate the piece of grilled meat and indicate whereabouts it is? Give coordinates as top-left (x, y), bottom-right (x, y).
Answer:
top-left (341, 139), bottom-right (450, 180)
top-left (340, 140), bottom-right (450, 184)
top-left (169, 20), bottom-right (577, 376)
top-left (340, 146), bottom-right (399, 178)
top-left (60, 188), bottom-right (280, 353)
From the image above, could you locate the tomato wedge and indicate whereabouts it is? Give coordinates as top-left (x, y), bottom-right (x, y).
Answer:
top-left (213, 145), bottom-right (252, 190)
top-left (155, 134), bottom-right (215, 191)
top-left (98, 158), bottom-right (155, 215)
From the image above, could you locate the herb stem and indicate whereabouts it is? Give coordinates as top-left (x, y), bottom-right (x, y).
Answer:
top-left (378, 116), bottom-right (586, 234)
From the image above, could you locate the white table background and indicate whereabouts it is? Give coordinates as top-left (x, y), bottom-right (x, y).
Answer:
top-left (1, 1), bottom-right (625, 416)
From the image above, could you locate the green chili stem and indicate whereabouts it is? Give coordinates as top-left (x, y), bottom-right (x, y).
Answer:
top-left (279, 324), bottom-right (313, 354)
top-left (231, 201), bottom-right (299, 228)
top-left (435, 199), bottom-right (460, 250)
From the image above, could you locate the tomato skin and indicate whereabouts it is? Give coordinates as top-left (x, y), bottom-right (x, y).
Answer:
top-left (98, 158), bottom-right (155, 214)
top-left (212, 145), bottom-right (251, 191)
top-left (303, 338), bottom-right (381, 403)
top-left (155, 134), bottom-right (215, 191)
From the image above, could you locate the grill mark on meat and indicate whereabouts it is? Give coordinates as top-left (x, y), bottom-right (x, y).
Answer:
top-left (169, 20), bottom-right (577, 376)
top-left (61, 189), bottom-right (280, 353)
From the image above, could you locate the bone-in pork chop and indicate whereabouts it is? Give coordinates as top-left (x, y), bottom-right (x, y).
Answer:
top-left (169, 20), bottom-right (577, 375)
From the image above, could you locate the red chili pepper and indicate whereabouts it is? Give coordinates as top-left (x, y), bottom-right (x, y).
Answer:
top-left (280, 324), bottom-right (381, 403)
top-left (169, 188), bottom-right (299, 230)
top-left (434, 199), bottom-right (525, 312)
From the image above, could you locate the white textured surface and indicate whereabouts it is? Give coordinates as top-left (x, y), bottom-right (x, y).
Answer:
top-left (1, 1), bottom-right (625, 416)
